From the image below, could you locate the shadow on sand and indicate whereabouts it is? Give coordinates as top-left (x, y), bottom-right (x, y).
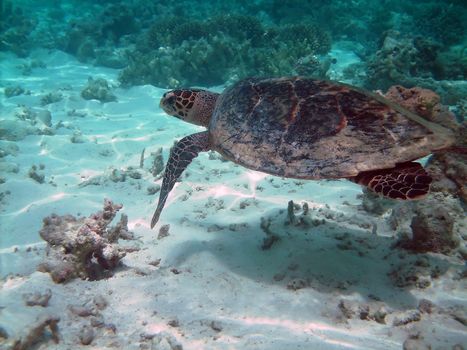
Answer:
top-left (163, 208), bottom-right (455, 311)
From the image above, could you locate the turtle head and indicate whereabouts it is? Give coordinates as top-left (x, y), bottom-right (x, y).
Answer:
top-left (160, 89), bottom-right (219, 127)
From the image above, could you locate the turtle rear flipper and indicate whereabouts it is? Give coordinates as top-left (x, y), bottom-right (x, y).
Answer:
top-left (151, 131), bottom-right (210, 228)
top-left (352, 162), bottom-right (432, 200)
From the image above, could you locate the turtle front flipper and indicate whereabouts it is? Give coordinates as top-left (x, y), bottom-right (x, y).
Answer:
top-left (151, 131), bottom-right (210, 228)
top-left (351, 161), bottom-right (432, 200)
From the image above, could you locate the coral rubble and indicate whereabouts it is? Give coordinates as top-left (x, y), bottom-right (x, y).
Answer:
top-left (406, 202), bottom-right (458, 253)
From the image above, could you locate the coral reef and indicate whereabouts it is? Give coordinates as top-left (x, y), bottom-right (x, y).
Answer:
top-left (410, 2), bottom-right (466, 46)
top-left (0, 0), bottom-right (464, 94)
top-left (37, 199), bottom-right (134, 283)
top-left (435, 46), bottom-right (467, 81)
top-left (0, 1), bottom-right (35, 57)
top-left (1, 0), bottom-right (463, 94)
top-left (263, 0), bottom-right (393, 45)
top-left (119, 15), bottom-right (331, 88)
top-left (58, 3), bottom-right (140, 64)
top-left (365, 31), bottom-right (441, 91)
top-left (364, 28), bottom-right (467, 104)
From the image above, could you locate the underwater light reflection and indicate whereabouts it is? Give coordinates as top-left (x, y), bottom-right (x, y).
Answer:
top-left (3, 192), bottom-right (69, 216)
top-left (128, 218), bottom-right (147, 229)
top-left (78, 169), bottom-right (102, 179)
top-left (239, 316), bottom-right (367, 349)
top-left (210, 185), bottom-right (252, 199)
top-left (3, 276), bottom-right (29, 290)
top-left (110, 135), bottom-right (151, 143)
top-left (194, 170), bottom-right (268, 200)
top-left (147, 322), bottom-right (229, 348)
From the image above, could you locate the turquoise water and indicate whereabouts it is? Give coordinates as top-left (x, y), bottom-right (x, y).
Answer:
top-left (0, 1), bottom-right (466, 349)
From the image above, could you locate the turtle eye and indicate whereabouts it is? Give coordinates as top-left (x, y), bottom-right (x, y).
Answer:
top-left (166, 95), bottom-right (176, 105)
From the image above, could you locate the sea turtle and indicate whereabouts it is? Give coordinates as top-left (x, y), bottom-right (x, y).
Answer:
top-left (150, 77), bottom-right (455, 228)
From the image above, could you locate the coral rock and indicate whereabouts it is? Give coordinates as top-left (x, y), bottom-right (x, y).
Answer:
top-left (392, 310), bottom-right (421, 326)
top-left (395, 197), bottom-right (461, 254)
top-left (81, 77), bottom-right (117, 103)
top-left (38, 199), bottom-right (132, 283)
top-left (426, 150), bottom-right (467, 203)
top-left (408, 205), bottom-right (458, 253)
top-left (384, 85), bottom-right (459, 130)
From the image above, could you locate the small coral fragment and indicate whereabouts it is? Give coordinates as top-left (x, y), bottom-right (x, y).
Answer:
top-left (81, 77), bottom-right (117, 103)
top-left (22, 289), bottom-right (52, 307)
top-left (10, 314), bottom-right (60, 350)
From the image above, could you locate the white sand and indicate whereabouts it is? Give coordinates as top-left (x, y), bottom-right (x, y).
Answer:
top-left (0, 49), bottom-right (465, 349)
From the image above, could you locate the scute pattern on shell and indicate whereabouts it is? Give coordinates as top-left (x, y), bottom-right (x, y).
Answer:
top-left (209, 77), bottom-right (451, 179)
